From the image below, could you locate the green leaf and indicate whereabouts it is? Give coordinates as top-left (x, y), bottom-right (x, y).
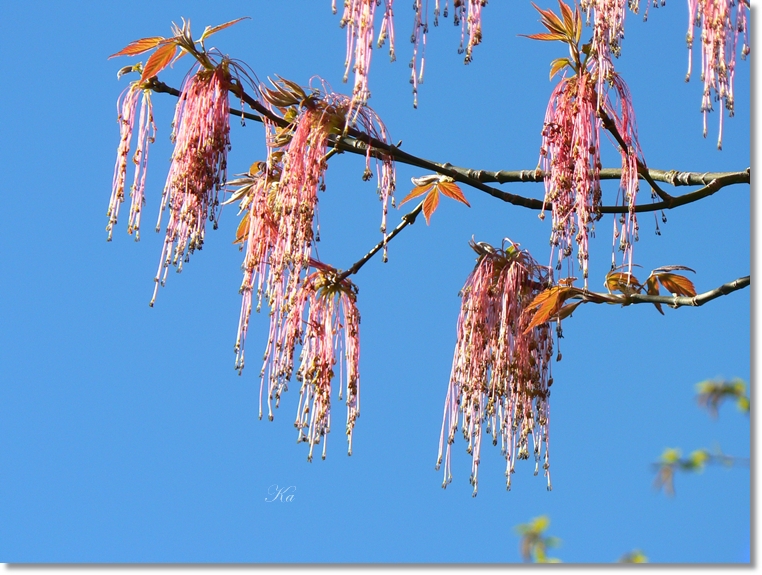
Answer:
top-left (660, 448), bottom-right (682, 464)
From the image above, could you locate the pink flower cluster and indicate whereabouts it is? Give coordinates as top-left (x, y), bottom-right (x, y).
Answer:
top-left (437, 240), bottom-right (554, 496)
top-left (232, 87), bottom-right (394, 457)
top-left (410, 0), bottom-right (485, 107)
top-left (107, 82), bottom-right (156, 242)
top-left (686, 0), bottom-right (749, 149)
top-left (605, 75), bottom-right (643, 274)
top-left (151, 64), bottom-right (231, 306)
top-left (540, 72), bottom-right (601, 285)
top-left (581, 0), bottom-right (628, 61)
top-left (233, 104), bottom-right (330, 378)
top-left (452, 0), bottom-right (486, 64)
top-left (337, 0), bottom-right (386, 111)
top-left (333, 0), bottom-right (486, 108)
top-left (540, 67), bottom-right (643, 284)
top-left (264, 267), bottom-right (361, 461)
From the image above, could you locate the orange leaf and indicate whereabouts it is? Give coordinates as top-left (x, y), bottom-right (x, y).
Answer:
top-left (140, 41), bottom-right (177, 81)
top-left (109, 36), bottom-right (165, 59)
top-left (200, 17), bottom-right (250, 42)
top-left (574, 5), bottom-right (582, 43)
top-left (437, 181), bottom-right (470, 207)
top-left (657, 273), bottom-right (696, 297)
top-left (523, 286), bottom-right (573, 333)
top-left (520, 32), bottom-right (567, 42)
top-left (645, 276), bottom-right (664, 315)
top-left (558, 0), bottom-right (574, 35)
top-left (398, 184), bottom-right (434, 208)
top-left (549, 57), bottom-right (571, 79)
top-left (555, 300), bottom-right (583, 321)
top-left (605, 271), bottom-right (641, 295)
top-left (526, 286), bottom-right (564, 310)
top-left (533, 3), bottom-right (567, 35)
top-left (422, 189), bottom-right (440, 225)
top-left (233, 215), bottom-right (250, 244)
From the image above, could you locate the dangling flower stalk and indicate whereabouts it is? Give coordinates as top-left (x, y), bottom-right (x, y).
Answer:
top-left (686, 0), bottom-right (750, 149)
top-left (452, 0), bottom-right (486, 63)
top-left (531, 1), bottom-right (644, 285)
top-left (229, 82), bottom-right (393, 460)
top-left (265, 265), bottom-right (361, 461)
top-left (108, 82), bottom-right (156, 241)
top-left (151, 63), bottom-right (232, 306)
top-left (339, 0), bottom-right (377, 108)
top-left (604, 74), bottom-right (644, 274)
top-left (332, 0), bottom-right (486, 108)
top-left (437, 240), bottom-right (554, 496)
top-left (540, 71), bottom-right (602, 285)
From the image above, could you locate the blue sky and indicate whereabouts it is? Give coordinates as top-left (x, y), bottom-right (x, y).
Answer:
top-left (0, 1), bottom-right (751, 564)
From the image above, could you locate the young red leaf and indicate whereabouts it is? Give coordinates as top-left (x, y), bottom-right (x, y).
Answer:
top-left (109, 36), bottom-right (165, 59)
top-left (200, 17), bottom-right (250, 42)
top-left (437, 181), bottom-right (470, 207)
top-left (651, 265), bottom-right (696, 274)
top-left (398, 184), bottom-right (434, 208)
top-left (526, 286), bottom-right (563, 310)
top-left (656, 273), bottom-right (697, 297)
top-left (422, 189), bottom-right (440, 225)
top-left (140, 41), bottom-right (178, 81)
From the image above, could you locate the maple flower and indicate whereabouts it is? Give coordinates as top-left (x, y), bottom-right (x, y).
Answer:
top-left (539, 71), bottom-right (602, 285)
top-left (686, 0), bottom-right (750, 149)
top-left (454, 0), bottom-right (486, 64)
top-left (337, 0), bottom-right (388, 116)
top-left (409, 0), bottom-right (486, 107)
top-left (151, 63), bottom-right (231, 306)
top-left (233, 83), bottom-right (395, 377)
top-left (229, 163), bottom-right (282, 375)
top-left (333, 1), bottom-right (486, 108)
top-left (579, 0), bottom-right (630, 102)
top-left (580, 0), bottom-right (627, 59)
top-left (229, 104), bottom-right (330, 377)
top-left (437, 240), bottom-right (554, 496)
top-left (540, 61), bottom-right (643, 284)
top-left (604, 74), bottom-right (644, 274)
top-left (263, 266), bottom-right (361, 461)
top-left (107, 82), bottom-right (156, 241)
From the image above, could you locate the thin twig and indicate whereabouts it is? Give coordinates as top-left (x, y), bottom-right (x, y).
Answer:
top-left (598, 107), bottom-right (675, 203)
top-left (336, 201), bottom-right (425, 282)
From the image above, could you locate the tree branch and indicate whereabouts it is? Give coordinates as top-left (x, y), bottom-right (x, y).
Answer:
top-left (146, 79), bottom-right (750, 216)
top-left (572, 275), bottom-right (750, 309)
